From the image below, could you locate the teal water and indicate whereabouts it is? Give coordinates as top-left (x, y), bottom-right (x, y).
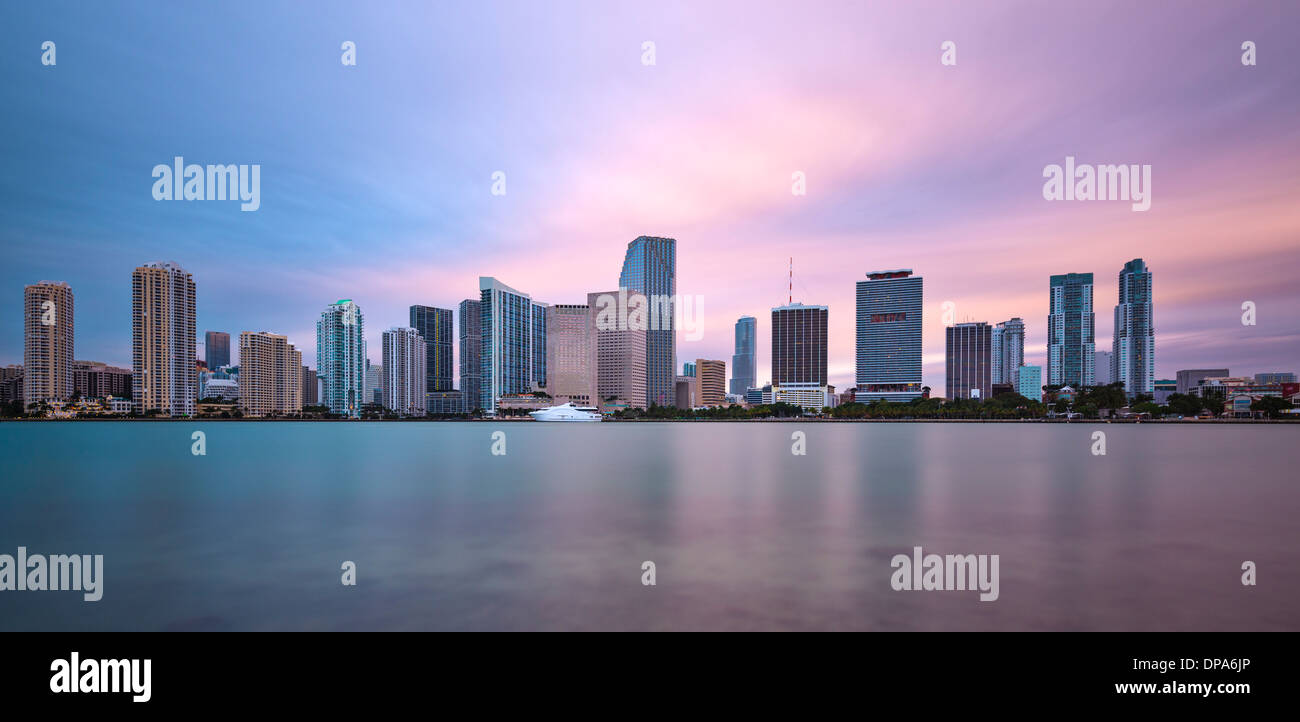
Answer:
top-left (0, 421), bottom-right (1295, 631)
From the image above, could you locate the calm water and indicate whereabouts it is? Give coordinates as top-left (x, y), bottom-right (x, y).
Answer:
top-left (0, 421), bottom-right (1296, 631)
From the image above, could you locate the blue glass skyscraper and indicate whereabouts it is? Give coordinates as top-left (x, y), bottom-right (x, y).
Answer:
top-left (730, 315), bottom-right (756, 395)
top-left (479, 277), bottom-right (546, 414)
top-left (618, 235), bottom-right (676, 407)
top-left (855, 270), bottom-right (923, 402)
top-left (409, 305), bottom-right (453, 393)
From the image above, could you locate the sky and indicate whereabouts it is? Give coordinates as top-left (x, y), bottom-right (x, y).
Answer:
top-left (2, 1), bottom-right (1298, 392)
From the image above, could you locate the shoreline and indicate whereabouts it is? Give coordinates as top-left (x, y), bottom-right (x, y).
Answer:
top-left (2, 417), bottom-right (1296, 424)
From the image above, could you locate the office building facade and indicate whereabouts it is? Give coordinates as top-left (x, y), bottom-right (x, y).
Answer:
top-left (545, 304), bottom-right (594, 405)
top-left (588, 290), bottom-right (647, 410)
top-left (480, 278), bottom-right (546, 414)
top-left (855, 270), bottom-right (923, 402)
top-left (459, 298), bottom-right (482, 412)
top-left (696, 359), bottom-right (726, 407)
top-left (946, 322), bottom-right (992, 400)
top-left (410, 305), bottom-right (454, 393)
top-left (730, 316), bottom-right (757, 396)
top-left (618, 235), bottom-right (676, 407)
top-left (205, 331), bottom-right (230, 370)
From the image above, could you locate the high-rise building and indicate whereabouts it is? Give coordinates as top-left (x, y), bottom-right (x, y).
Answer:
top-left (23, 281), bottom-right (74, 407)
top-left (682, 362), bottom-right (696, 377)
top-left (1048, 272), bottom-right (1095, 388)
top-left (618, 236), bottom-right (676, 407)
top-left (132, 263), bottom-right (196, 416)
top-left (1016, 365), bottom-right (1043, 402)
top-left (545, 304), bottom-right (594, 405)
top-left (588, 290), bottom-right (647, 410)
top-left (1113, 258), bottom-right (1154, 396)
top-left (946, 322), bottom-right (992, 400)
top-left (316, 299), bottom-right (366, 418)
top-left (772, 302), bottom-right (829, 412)
top-left (480, 278), bottom-right (546, 414)
top-left (1175, 369), bottom-right (1228, 395)
top-left (382, 327), bottom-right (427, 416)
top-left (409, 305), bottom-right (454, 393)
top-left (730, 316), bottom-right (757, 396)
top-left (772, 303), bottom-right (828, 385)
top-left (237, 332), bottom-right (302, 417)
top-left (1094, 351), bottom-right (1114, 385)
top-left (458, 299), bottom-right (482, 412)
top-left (205, 331), bottom-right (230, 370)
top-left (301, 366), bottom-right (318, 405)
top-left (990, 317), bottom-right (1024, 385)
top-left (855, 270), bottom-right (923, 402)
top-left (73, 361), bottom-right (131, 399)
top-left (696, 359), bottom-right (726, 407)
top-left (1255, 372), bottom-right (1296, 385)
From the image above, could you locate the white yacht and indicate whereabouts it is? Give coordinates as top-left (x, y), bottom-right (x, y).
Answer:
top-left (529, 402), bottom-right (602, 422)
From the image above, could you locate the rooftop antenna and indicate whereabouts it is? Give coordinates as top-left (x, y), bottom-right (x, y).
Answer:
top-left (788, 257), bottom-right (793, 305)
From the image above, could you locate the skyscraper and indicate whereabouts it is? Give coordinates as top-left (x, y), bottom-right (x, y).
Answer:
top-left (990, 317), bottom-right (1024, 386)
top-left (132, 262), bottom-right (196, 416)
top-left (946, 322), bottom-right (992, 400)
top-left (545, 304), bottom-right (594, 405)
top-left (855, 270), bottom-right (923, 402)
top-left (1048, 272), bottom-right (1095, 388)
top-left (772, 304), bottom-right (828, 386)
top-left (205, 331), bottom-right (230, 370)
top-left (772, 302), bottom-right (830, 411)
top-left (409, 305), bottom-right (453, 393)
top-left (23, 281), bottom-right (74, 407)
top-left (480, 277), bottom-right (545, 414)
top-left (588, 290), bottom-right (647, 410)
top-left (730, 316), bottom-right (757, 396)
top-left (696, 359), bottom-right (726, 407)
top-left (1113, 258), bottom-right (1154, 396)
top-left (237, 332), bottom-right (302, 417)
top-left (458, 299), bottom-right (482, 412)
top-left (316, 299), bottom-right (366, 418)
top-left (618, 235), bottom-right (675, 407)
top-left (382, 327), bottom-right (427, 416)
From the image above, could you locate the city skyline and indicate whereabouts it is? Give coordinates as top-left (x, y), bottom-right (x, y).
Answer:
top-left (3, 3), bottom-right (1298, 393)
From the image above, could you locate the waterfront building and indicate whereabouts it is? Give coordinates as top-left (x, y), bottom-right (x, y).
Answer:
top-left (855, 270), bottom-right (923, 402)
top-left (132, 263), bottom-right (197, 416)
top-left (316, 299), bottom-right (366, 418)
top-left (1113, 258), bottom-right (1154, 396)
top-left (730, 316), bottom-right (757, 396)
